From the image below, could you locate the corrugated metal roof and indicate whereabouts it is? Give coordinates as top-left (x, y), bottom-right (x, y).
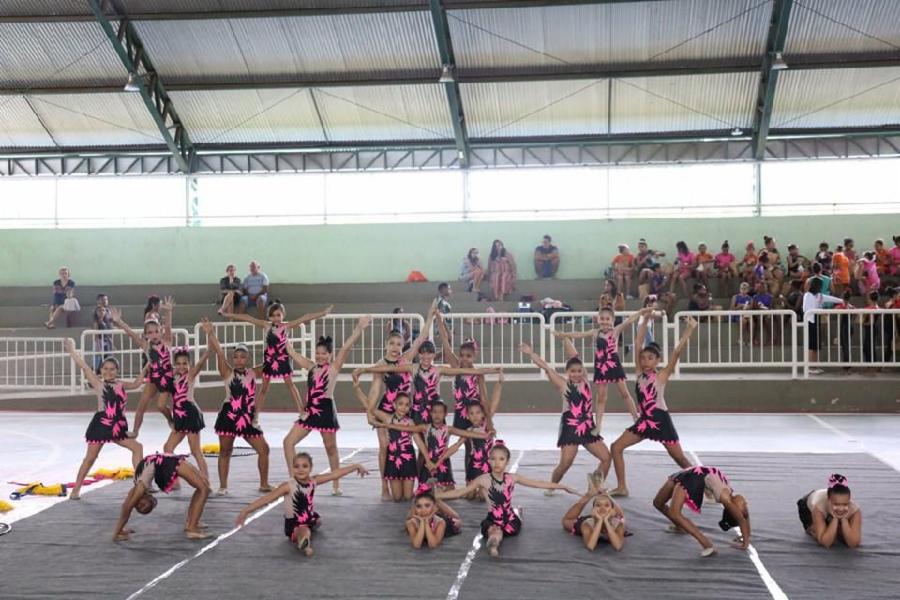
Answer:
top-left (449, 0), bottom-right (769, 70)
top-left (612, 71), bottom-right (757, 134)
top-left (462, 79), bottom-right (609, 138)
top-left (0, 22), bottom-right (124, 88)
top-left (0, 1), bottom-right (87, 17)
top-left (772, 67), bottom-right (900, 129)
top-left (0, 1), bottom-right (425, 18)
top-left (315, 84), bottom-right (452, 141)
top-left (786, 0), bottom-right (900, 55)
top-left (170, 88), bottom-right (324, 144)
top-left (136, 12), bottom-right (437, 82)
top-left (0, 96), bottom-right (55, 148)
top-left (26, 93), bottom-right (164, 147)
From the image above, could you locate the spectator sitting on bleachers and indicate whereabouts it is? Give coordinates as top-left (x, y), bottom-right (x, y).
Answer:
top-left (815, 242), bottom-right (833, 276)
top-left (740, 241), bottom-right (758, 283)
top-left (219, 264), bottom-right (242, 311)
top-left (533, 235), bottom-right (559, 279)
top-left (44, 266), bottom-right (75, 329)
top-left (713, 241), bottom-right (737, 297)
top-left (786, 244), bottom-right (810, 292)
top-left (694, 243), bottom-right (715, 288)
top-left (635, 238), bottom-right (666, 290)
top-left (762, 236), bottom-right (786, 293)
top-left (688, 283), bottom-right (719, 312)
top-left (459, 247), bottom-right (485, 295)
top-left (598, 279), bottom-right (625, 312)
top-left (671, 241), bottom-right (695, 298)
top-left (240, 260), bottom-right (270, 319)
top-left (488, 239), bottom-right (517, 302)
top-left (143, 295), bottom-right (161, 323)
top-left (612, 244), bottom-right (635, 299)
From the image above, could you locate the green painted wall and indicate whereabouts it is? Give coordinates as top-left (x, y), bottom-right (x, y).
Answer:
top-left (2, 215), bottom-right (893, 286)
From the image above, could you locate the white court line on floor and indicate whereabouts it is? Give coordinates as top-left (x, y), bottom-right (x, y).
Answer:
top-left (806, 415), bottom-right (900, 473)
top-left (446, 449), bottom-right (524, 600)
top-left (691, 451), bottom-right (789, 600)
top-left (125, 447), bottom-right (365, 600)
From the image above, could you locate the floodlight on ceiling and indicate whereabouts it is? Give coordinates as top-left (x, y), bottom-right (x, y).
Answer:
top-left (124, 72), bottom-right (141, 92)
top-left (439, 64), bottom-right (456, 84)
top-left (731, 128), bottom-right (743, 136)
top-left (771, 52), bottom-right (789, 71)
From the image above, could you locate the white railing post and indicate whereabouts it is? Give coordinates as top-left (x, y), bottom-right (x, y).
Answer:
top-left (790, 310), bottom-right (798, 379)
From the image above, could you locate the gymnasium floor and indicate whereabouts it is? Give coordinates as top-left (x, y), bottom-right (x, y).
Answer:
top-left (1, 413), bottom-right (899, 599)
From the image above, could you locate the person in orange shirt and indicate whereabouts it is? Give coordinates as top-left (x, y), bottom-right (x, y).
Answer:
top-left (831, 245), bottom-right (851, 296)
top-left (694, 242), bottom-right (715, 287)
top-left (874, 239), bottom-right (890, 276)
top-left (612, 244), bottom-right (636, 299)
top-left (740, 241), bottom-right (758, 283)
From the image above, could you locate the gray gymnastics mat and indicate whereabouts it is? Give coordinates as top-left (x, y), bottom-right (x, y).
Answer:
top-left (0, 449), bottom-right (897, 600)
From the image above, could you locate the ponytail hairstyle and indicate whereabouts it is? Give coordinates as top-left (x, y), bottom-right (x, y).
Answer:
top-left (267, 300), bottom-right (285, 317)
top-left (676, 241), bottom-right (689, 254)
top-left (490, 440), bottom-right (511, 460)
top-left (316, 335), bottom-right (333, 353)
top-left (642, 342), bottom-right (662, 358)
top-left (827, 473), bottom-right (850, 497)
top-left (863, 251), bottom-right (875, 261)
top-left (143, 295), bottom-right (160, 316)
top-left (460, 337), bottom-right (478, 353)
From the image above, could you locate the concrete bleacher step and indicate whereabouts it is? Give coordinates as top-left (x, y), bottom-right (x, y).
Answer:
top-left (1, 279), bottom-right (610, 308)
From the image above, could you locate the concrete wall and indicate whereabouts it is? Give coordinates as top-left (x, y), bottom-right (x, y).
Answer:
top-left (3, 215), bottom-right (893, 286)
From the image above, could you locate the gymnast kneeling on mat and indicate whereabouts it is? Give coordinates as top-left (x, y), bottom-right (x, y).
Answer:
top-left (798, 474), bottom-right (861, 549)
top-left (438, 443), bottom-right (578, 557)
top-left (653, 466), bottom-right (750, 557)
top-left (235, 452), bottom-right (368, 557)
top-left (405, 481), bottom-right (462, 549)
top-left (113, 453), bottom-right (211, 542)
top-left (561, 484), bottom-right (627, 551)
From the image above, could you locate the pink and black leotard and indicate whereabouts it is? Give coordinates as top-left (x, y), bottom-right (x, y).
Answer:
top-left (465, 424), bottom-right (494, 483)
top-left (419, 423), bottom-right (455, 487)
top-left (85, 380), bottom-right (129, 444)
top-left (411, 364), bottom-right (440, 425)
top-left (172, 373), bottom-right (205, 434)
top-left (283, 478), bottom-right (320, 540)
top-left (262, 323), bottom-right (292, 380)
top-left (135, 453), bottom-right (187, 494)
top-left (626, 370), bottom-right (679, 444)
top-left (214, 368), bottom-right (263, 438)
top-left (295, 363), bottom-right (339, 432)
top-left (376, 358), bottom-right (411, 414)
top-left (452, 374), bottom-right (483, 430)
top-left (147, 342), bottom-right (175, 394)
top-left (557, 380), bottom-right (602, 447)
top-left (384, 414), bottom-right (417, 480)
top-left (670, 466), bottom-right (731, 513)
top-left (480, 472), bottom-right (521, 537)
top-left (593, 329), bottom-right (626, 383)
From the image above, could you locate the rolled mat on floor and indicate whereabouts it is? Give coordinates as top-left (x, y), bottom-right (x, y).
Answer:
top-left (8, 483), bottom-right (67, 500)
top-left (0, 499), bottom-right (14, 512)
top-left (202, 442), bottom-right (257, 457)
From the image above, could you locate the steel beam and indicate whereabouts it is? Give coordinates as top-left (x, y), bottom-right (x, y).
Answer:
top-left (0, 1), bottom-right (674, 23)
top-left (751, 0), bottom-right (794, 160)
top-left (428, 0), bottom-right (471, 167)
top-left (87, 0), bottom-right (195, 172)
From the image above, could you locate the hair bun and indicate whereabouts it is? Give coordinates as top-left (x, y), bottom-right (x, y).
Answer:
top-left (828, 473), bottom-right (849, 489)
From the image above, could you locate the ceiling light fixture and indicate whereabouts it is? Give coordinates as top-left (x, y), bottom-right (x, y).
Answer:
top-left (123, 72), bottom-right (141, 92)
top-left (771, 52), bottom-right (788, 71)
top-left (439, 64), bottom-right (456, 84)
top-left (731, 128), bottom-right (743, 136)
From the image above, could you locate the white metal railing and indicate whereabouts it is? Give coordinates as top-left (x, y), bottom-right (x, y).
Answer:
top-left (79, 328), bottom-right (191, 387)
top-left (0, 337), bottom-right (76, 391)
top-left (193, 322), bottom-right (310, 378)
top-left (803, 308), bottom-right (899, 376)
top-left (307, 313), bottom-right (426, 369)
top-left (441, 312), bottom-right (545, 369)
top-left (548, 311), bottom-right (670, 369)
top-left (673, 309), bottom-right (798, 377)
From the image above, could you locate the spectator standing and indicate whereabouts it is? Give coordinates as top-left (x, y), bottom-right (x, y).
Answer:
top-left (488, 239), bottom-right (517, 302)
top-left (459, 248), bottom-right (485, 295)
top-left (873, 239), bottom-right (890, 278)
top-left (815, 242), bottom-right (833, 276)
top-left (786, 244), bottom-right (809, 291)
top-left (843, 238), bottom-right (858, 293)
top-left (144, 295), bottom-right (161, 323)
top-left (612, 244), bottom-right (635, 299)
top-left (241, 260), bottom-right (270, 319)
top-left (803, 278), bottom-right (844, 373)
top-left (63, 288), bottom-right (81, 327)
top-left (533, 235), bottom-right (560, 279)
top-left (219, 264), bottom-right (242, 311)
top-left (831, 245), bottom-right (851, 296)
top-left (92, 303), bottom-right (115, 373)
top-left (44, 266), bottom-right (75, 329)
top-left (856, 252), bottom-right (881, 296)
top-left (889, 236), bottom-right (900, 278)
top-left (436, 282), bottom-right (452, 316)
top-left (96, 294), bottom-right (113, 328)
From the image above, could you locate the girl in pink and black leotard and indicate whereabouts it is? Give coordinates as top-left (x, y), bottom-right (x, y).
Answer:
top-left (369, 393), bottom-right (421, 501)
top-left (405, 484), bottom-right (463, 548)
top-left (281, 316), bottom-right (370, 495)
top-left (222, 301), bottom-right (332, 427)
top-left (158, 344), bottom-right (211, 479)
top-left (204, 323), bottom-right (272, 496)
top-left (65, 339), bottom-right (145, 500)
top-left (562, 488), bottom-right (628, 551)
top-left (439, 443), bottom-right (578, 557)
top-left (608, 310), bottom-right (697, 498)
top-left (236, 451), bottom-right (369, 557)
top-left (521, 341), bottom-right (610, 491)
top-left (654, 465), bottom-right (751, 557)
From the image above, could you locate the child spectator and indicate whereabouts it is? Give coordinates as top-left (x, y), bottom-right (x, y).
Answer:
top-left (815, 242), bottom-right (833, 276)
top-left (671, 241), bottom-right (695, 298)
top-left (786, 244), bottom-right (810, 291)
top-left (740, 241), bottom-right (758, 283)
top-left (713, 241), bottom-right (736, 296)
top-left (831, 245), bottom-right (851, 296)
top-left (436, 282), bottom-right (452, 316)
top-left (762, 236), bottom-right (786, 294)
top-left (856, 252), bottom-right (880, 297)
top-left (92, 305), bottom-right (115, 373)
top-left (694, 243), bottom-right (715, 287)
top-left (612, 244), bottom-right (635, 299)
top-left (63, 288), bottom-right (81, 327)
